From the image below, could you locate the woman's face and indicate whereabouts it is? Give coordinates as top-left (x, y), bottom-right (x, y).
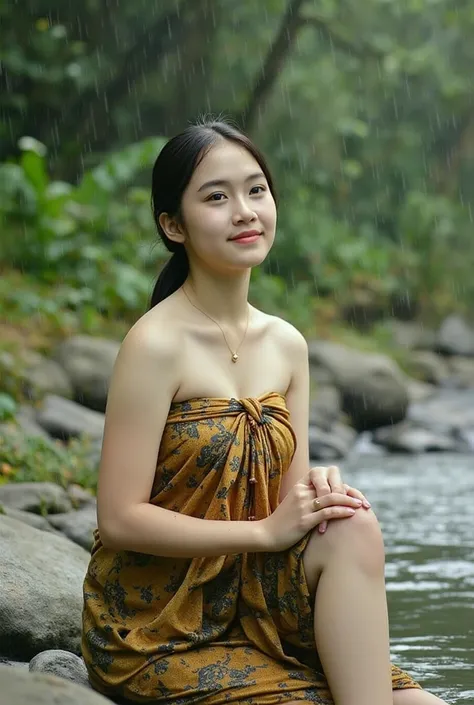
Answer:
top-left (176, 139), bottom-right (277, 274)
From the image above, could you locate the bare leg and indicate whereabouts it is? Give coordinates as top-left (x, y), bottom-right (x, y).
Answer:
top-left (282, 691), bottom-right (448, 705)
top-left (393, 688), bottom-right (448, 704)
top-left (303, 509), bottom-right (392, 705)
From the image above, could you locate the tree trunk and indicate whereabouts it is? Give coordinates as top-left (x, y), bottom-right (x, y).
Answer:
top-left (49, 0), bottom-right (195, 179)
top-left (240, 0), bottom-right (307, 133)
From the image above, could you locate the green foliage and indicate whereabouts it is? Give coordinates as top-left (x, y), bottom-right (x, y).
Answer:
top-left (0, 394), bottom-right (17, 422)
top-left (0, 136), bottom-right (166, 319)
top-left (1, 0), bottom-right (474, 328)
top-left (0, 424), bottom-right (99, 492)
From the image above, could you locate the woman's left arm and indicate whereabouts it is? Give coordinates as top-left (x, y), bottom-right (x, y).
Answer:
top-left (279, 324), bottom-right (370, 531)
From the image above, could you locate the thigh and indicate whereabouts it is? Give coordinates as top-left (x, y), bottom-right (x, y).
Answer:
top-left (393, 688), bottom-right (448, 705)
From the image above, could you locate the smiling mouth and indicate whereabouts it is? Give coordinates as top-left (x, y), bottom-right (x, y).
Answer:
top-left (230, 230), bottom-right (262, 242)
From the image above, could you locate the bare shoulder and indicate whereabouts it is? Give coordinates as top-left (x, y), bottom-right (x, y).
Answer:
top-left (107, 300), bottom-right (183, 411)
top-left (118, 301), bottom-right (181, 367)
top-left (257, 309), bottom-right (308, 358)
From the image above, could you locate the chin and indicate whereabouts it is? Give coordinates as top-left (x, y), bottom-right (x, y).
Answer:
top-left (234, 249), bottom-right (270, 270)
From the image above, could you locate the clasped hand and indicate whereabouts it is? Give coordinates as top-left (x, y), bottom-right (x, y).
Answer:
top-left (261, 464), bottom-right (372, 552)
top-left (307, 464), bottom-right (371, 534)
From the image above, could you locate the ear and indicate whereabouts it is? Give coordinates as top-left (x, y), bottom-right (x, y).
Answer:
top-left (159, 212), bottom-right (186, 245)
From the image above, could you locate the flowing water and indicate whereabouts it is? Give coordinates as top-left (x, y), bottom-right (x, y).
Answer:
top-left (342, 453), bottom-right (474, 704)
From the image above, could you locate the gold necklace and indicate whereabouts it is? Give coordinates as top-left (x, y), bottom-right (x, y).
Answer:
top-left (182, 284), bottom-right (250, 363)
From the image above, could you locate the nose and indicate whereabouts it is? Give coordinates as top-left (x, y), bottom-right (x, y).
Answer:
top-left (231, 196), bottom-right (257, 225)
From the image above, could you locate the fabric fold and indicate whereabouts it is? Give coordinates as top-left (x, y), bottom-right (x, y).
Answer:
top-left (82, 391), bottom-right (420, 703)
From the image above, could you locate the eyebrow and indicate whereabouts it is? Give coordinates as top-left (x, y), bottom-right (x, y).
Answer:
top-left (197, 172), bottom-right (265, 192)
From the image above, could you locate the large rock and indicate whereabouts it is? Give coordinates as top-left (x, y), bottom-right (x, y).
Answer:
top-left (447, 356), bottom-right (474, 388)
top-left (308, 422), bottom-right (357, 460)
top-left (29, 650), bottom-right (90, 689)
top-left (0, 505), bottom-right (59, 533)
top-left (308, 341), bottom-right (409, 431)
top-left (309, 385), bottom-right (341, 431)
top-left (18, 350), bottom-right (73, 401)
top-left (0, 482), bottom-right (72, 515)
top-left (36, 394), bottom-right (105, 441)
top-left (408, 388), bottom-right (474, 430)
top-left (0, 515), bottom-right (89, 659)
top-left (48, 505), bottom-right (97, 550)
top-left (13, 405), bottom-right (52, 440)
top-left (67, 484), bottom-right (97, 509)
top-left (0, 665), bottom-right (109, 705)
top-left (437, 315), bottom-right (474, 357)
top-left (384, 320), bottom-right (436, 351)
top-left (53, 335), bottom-right (120, 412)
top-left (409, 351), bottom-right (450, 386)
top-left (373, 421), bottom-right (462, 454)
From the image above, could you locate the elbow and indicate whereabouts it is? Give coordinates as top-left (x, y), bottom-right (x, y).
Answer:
top-left (98, 515), bottom-right (124, 551)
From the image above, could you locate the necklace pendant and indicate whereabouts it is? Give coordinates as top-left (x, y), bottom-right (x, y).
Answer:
top-left (231, 353), bottom-right (239, 363)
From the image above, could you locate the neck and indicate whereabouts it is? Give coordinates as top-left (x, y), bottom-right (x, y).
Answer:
top-left (184, 267), bottom-right (251, 325)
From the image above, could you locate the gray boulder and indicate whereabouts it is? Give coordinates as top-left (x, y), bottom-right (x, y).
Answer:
top-left (309, 422), bottom-right (357, 460)
top-left (14, 405), bottom-right (52, 440)
top-left (308, 341), bottom-right (409, 431)
top-left (29, 650), bottom-right (90, 689)
top-left (373, 421), bottom-right (461, 454)
top-left (18, 350), bottom-right (73, 401)
top-left (437, 315), bottom-right (474, 357)
top-left (0, 505), bottom-right (59, 533)
top-left (36, 394), bottom-right (105, 441)
top-left (48, 505), bottom-right (97, 550)
top-left (447, 356), bottom-right (474, 388)
top-left (53, 335), bottom-right (120, 412)
top-left (0, 515), bottom-right (89, 659)
top-left (0, 665), bottom-right (109, 705)
top-left (0, 482), bottom-right (72, 515)
top-left (309, 384), bottom-right (341, 431)
top-left (409, 388), bottom-right (474, 430)
top-left (409, 351), bottom-right (450, 386)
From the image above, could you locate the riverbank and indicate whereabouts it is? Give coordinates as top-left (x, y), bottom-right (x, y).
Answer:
top-left (2, 306), bottom-right (474, 701)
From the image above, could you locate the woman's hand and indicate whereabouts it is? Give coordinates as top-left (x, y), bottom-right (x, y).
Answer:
top-left (261, 472), bottom-right (363, 552)
top-left (308, 465), bottom-right (371, 534)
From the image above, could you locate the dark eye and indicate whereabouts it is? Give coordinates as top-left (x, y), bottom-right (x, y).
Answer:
top-left (208, 192), bottom-right (226, 202)
top-left (250, 185), bottom-right (265, 195)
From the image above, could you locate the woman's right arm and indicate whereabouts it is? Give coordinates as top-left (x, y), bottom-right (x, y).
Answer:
top-left (96, 320), bottom-right (268, 558)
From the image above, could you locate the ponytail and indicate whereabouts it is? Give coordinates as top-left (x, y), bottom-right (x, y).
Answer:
top-left (149, 246), bottom-right (189, 309)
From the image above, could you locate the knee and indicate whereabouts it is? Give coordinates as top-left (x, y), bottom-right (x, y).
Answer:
top-left (325, 508), bottom-right (385, 574)
top-left (305, 508), bottom-right (385, 586)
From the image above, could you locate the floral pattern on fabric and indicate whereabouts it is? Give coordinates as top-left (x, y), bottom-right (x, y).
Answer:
top-left (82, 392), bottom-right (421, 703)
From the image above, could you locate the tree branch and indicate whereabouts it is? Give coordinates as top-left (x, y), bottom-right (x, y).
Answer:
top-left (240, 0), bottom-right (308, 133)
top-left (301, 15), bottom-right (384, 60)
top-left (48, 0), bottom-right (195, 174)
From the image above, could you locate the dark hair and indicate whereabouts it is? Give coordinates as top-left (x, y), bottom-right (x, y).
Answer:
top-left (148, 118), bottom-right (277, 309)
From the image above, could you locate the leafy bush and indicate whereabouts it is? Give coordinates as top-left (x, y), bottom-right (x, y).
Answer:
top-left (0, 136), bottom-right (167, 319)
top-left (0, 423), bottom-right (99, 492)
top-left (0, 394), bottom-right (17, 422)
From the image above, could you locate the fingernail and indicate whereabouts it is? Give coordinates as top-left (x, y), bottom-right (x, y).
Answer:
top-left (354, 499), bottom-right (363, 506)
top-left (347, 509), bottom-right (356, 515)
top-left (363, 500), bottom-right (371, 508)
top-left (319, 525), bottom-right (326, 533)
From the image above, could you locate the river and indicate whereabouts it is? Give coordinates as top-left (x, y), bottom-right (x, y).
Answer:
top-left (342, 453), bottom-right (474, 704)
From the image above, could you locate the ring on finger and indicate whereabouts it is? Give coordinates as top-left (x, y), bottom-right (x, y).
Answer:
top-left (313, 499), bottom-right (321, 510)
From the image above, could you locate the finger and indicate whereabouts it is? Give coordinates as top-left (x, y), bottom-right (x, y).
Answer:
top-left (310, 505), bottom-right (357, 530)
top-left (318, 520), bottom-right (328, 534)
top-left (344, 484), bottom-right (371, 509)
top-left (312, 493), bottom-right (362, 511)
top-left (327, 465), bottom-right (345, 495)
top-left (309, 466), bottom-right (331, 497)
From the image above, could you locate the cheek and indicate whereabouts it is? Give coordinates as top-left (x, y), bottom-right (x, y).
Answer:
top-left (261, 200), bottom-right (277, 232)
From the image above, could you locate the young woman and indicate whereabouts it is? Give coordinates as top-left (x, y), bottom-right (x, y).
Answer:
top-left (82, 119), bottom-right (448, 705)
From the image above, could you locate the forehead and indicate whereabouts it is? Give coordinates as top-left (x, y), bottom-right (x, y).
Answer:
top-left (190, 140), bottom-right (262, 187)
